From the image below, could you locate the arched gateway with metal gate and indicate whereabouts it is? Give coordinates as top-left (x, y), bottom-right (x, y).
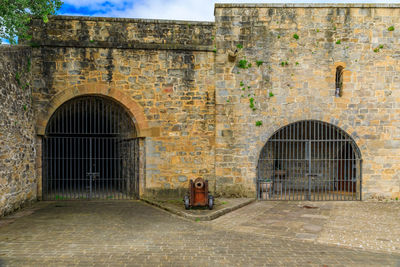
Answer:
top-left (42, 96), bottom-right (140, 200)
top-left (257, 120), bottom-right (362, 201)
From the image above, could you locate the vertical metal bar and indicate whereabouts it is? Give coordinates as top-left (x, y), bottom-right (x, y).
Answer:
top-left (317, 122), bottom-right (320, 201)
top-left (117, 109), bottom-right (121, 199)
top-left (89, 137), bottom-right (92, 199)
top-left (352, 144), bottom-right (355, 200)
top-left (289, 124), bottom-right (292, 200)
top-left (308, 124), bottom-right (311, 201)
top-left (322, 124), bottom-right (329, 200)
top-left (345, 135), bottom-right (349, 200)
top-left (97, 101), bottom-right (100, 197)
top-left (116, 137), bottom-right (120, 200)
top-left (110, 137), bottom-right (112, 199)
top-left (66, 137), bottom-right (69, 199)
top-left (272, 135), bottom-right (276, 200)
top-left (288, 124), bottom-right (292, 200)
top-left (43, 138), bottom-right (47, 200)
top-left (283, 125), bottom-right (286, 200)
top-left (335, 127), bottom-right (338, 200)
top-left (324, 123), bottom-right (327, 200)
top-left (293, 127), bottom-right (296, 200)
top-left (45, 137), bottom-right (49, 200)
top-left (312, 121), bottom-right (315, 201)
top-left (56, 137), bottom-right (59, 200)
top-left (329, 124), bottom-right (332, 201)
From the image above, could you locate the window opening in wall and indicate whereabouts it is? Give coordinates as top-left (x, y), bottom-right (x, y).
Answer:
top-left (335, 66), bottom-right (344, 97)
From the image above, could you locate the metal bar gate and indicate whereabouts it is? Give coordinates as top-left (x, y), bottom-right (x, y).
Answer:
top-left (257, 120), bottom-right (362, 201)
top-left (42, 96), bottom-right (139, 200)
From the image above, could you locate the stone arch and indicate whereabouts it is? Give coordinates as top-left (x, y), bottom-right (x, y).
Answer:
top-left (35, 84), bottom-right (155, 137)
top-left (256, 119), bottom-right (362, 201)
top-left (256, 117), bottom-right (363, 160)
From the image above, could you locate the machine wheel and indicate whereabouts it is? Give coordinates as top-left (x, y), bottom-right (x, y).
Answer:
top-left (184, 195), bottom-right (190, 210)
top-left (208, 195), bottom-right (214, 210)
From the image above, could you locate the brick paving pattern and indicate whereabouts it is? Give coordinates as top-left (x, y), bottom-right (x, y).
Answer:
top-left (0, 201), bottom-right (399, 266)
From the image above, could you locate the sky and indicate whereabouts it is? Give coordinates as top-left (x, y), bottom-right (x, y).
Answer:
top-left (59, 0), bottom-right (400, 21)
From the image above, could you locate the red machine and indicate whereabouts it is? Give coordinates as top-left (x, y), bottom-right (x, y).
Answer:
top-left (184, 178), bottom-right (214, 210)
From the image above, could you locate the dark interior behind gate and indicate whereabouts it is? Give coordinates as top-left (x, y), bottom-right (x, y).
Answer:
top-left (257, 120), bottom-right (362, 201)
top-left (42, 96), bottom-right (139, 200)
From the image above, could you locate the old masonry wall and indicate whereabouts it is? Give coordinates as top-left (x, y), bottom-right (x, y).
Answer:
top-left (214, 4), bottom-right (400, 199)
top-left (0, 45), bottom-right (37, 216)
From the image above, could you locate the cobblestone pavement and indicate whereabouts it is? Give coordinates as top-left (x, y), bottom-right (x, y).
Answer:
top-left (211, 201), bottom-right (400, 254)
top-left (0, 201), bottom-right (399, 266)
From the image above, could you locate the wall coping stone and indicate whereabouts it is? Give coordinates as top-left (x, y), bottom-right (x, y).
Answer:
top-left (214, 3), bottom-right (400, 8)
top-left (0, 45), bottom-right (31, 52)
top-left (47, 15), bottom-right (214, 25)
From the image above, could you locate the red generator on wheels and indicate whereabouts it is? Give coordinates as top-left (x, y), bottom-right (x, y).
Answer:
top-left (184, 178), bottom-right (214, 210)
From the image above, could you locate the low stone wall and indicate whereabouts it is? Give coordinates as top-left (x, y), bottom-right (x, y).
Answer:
top-left (0, 45), bottom-right (36, 216)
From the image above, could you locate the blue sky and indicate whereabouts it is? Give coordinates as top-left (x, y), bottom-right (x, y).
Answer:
top-left (58, 0), bottom-right (400, 21)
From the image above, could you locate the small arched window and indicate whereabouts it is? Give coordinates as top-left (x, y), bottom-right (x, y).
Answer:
top-left (335, 66), bottom-right (344, 97)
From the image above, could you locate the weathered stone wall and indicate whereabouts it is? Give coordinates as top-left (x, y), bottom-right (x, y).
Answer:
top-left (27, 4), bottom-right (400, 200)
top-left (30, 17), bottom-right (216, 198)
top-left (0, 45), bottom-right (37, 216)
top-left (214, 4), bottom-right (400, 199)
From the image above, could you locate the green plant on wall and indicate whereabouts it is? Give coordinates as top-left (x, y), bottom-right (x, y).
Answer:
top-left (15, 72), bottom-right (21, 86)
top-left (249, 97), bottom-right (255, 109)
top-left (255, 121), bottom-right (262, 127)
top-left (373, 44), bottom-right (384, 52)
top-left (388, 26), bottom-right (395, 31)
top-left (238, 59), bottom-right (252, 69)
top-left (293, 33), bottom-right (299, 40)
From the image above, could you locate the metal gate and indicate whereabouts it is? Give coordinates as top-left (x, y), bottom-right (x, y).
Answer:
top-left (257, 120), bottom-right (362, 201)
top-left (42, 96), bottom-right (140, 200)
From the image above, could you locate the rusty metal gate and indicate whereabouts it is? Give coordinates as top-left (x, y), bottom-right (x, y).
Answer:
top-left (42, 96), bottom-right (139, 200)
top-left (257, 120), bottom-right (362, 201)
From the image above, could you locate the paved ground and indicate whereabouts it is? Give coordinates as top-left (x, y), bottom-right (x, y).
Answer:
top-left (0, 201), bottom-right (399, 266)
top-left (143, 197), bottom-right (254, 221)
top-left (211, 201), bottom-right (400, 254)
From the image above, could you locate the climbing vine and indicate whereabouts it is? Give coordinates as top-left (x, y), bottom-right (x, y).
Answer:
top-left (229, 22), bottom-right (395, 127)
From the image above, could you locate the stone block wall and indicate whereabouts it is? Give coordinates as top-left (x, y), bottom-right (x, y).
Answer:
top-left (0, 45), bottom-right (37, 216)
top-left (24, 4), bottom-right (400, 200)
top-left (29, 17), bottom-right (216, 198)
top-left (214, 4), bottom-right (400, 199)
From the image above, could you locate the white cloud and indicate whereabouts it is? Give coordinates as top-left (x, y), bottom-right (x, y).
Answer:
top-left (62, 0), bottom-right (400, 21)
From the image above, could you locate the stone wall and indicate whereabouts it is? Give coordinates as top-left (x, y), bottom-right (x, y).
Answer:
top-left (30, 17), bottom-right (216, 198)
top-left (27, 4), bottom-right (400, 200)
top-left (0, 45), bottom-right (37, 216)
top-left (214, 4), bottom-right (400, 199)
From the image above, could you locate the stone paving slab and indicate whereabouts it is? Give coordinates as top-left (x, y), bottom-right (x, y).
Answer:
top-left (210, 201), bottom-right (400, 255)
top-left (0, 201), bottom-right (399, 266)
top-left (142, 197), bottom-right (254, 221)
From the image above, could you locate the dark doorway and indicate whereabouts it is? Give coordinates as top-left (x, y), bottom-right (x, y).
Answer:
top-left (42, 96), bottom-right (140, 200)
top-left (257, 120), bottom-right (362, 201)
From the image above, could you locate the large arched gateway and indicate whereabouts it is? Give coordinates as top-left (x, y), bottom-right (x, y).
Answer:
top-left (42, 96), bottom-right (140, 200)
top-left (257, 120), bottom-right (362, 201)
